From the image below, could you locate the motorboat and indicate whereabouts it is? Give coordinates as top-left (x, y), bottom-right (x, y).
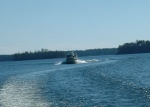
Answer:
top-left (62, 52), bottom-right (78, 64)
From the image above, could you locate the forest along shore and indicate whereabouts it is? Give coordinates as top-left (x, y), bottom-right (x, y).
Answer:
top-left (0, 48), bottom-right (117, 61)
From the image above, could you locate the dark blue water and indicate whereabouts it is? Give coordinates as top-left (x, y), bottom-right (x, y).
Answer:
top-left (0, 53), bottom-right (150, 107)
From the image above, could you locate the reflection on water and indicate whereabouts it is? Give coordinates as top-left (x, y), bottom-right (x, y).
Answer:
top-left (0, 78), bottom-right (51, 107)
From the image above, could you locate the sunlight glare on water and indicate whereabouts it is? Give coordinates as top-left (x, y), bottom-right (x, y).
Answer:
top-left (0, 78), bottom-right (51, 107)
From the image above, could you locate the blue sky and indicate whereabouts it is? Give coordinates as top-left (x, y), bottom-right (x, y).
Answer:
top-left (0, 0), bottom-right (150, 54)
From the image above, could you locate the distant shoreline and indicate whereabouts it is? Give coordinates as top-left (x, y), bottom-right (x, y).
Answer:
top-left (0, 48), bottom-right (117, 62)
top-left (1, 40), bottom-right (150, 62)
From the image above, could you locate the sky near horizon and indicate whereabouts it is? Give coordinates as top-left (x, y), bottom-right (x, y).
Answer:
top-left (0, 0), bottom-right (150, 54)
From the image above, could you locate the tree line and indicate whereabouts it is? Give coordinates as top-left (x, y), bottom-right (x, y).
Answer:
top-left (0, 55), bottom-right (13, 61)
top-left (1, 40), bottom-right (150, 61)
top-left (12, 48), bottom-right (117, 61)
top-left (13, 49), bottom-right (65, 61)
top-left (117, 40), bottom-right (150, 54)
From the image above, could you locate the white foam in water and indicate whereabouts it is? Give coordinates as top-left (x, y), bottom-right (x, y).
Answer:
top-left (86, 59), bottom-right (99, 62)
top-left (76, 59), bottom-right (87, 63)
top-left (55, 62), bottom-right (62, 65)
top-left (56, 59), bottom-right (99, 65)
top-left (0, 79), bottom-right (51, 107)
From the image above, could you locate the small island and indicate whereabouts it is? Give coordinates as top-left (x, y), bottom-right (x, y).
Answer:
top-left (117, 40), bottom-right (150, 54)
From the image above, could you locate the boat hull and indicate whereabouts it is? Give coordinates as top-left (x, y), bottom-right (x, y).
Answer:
top-left (62, 58), bottom-right (77, 64)
top-left (65, 59), bottom-right (77, 64)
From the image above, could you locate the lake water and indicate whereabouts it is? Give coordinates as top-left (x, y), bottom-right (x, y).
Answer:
top-left (0, 53), bottom-right (150, 107)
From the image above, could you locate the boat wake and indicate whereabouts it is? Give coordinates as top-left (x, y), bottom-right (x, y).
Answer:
top-left (76, 59), bottom-right (87, 63)
top-left (76, 59), bottom-right (100, 63)
top-left (0, 78), bottom-right (51, 107)
top-left (86, 59), bottom-right (99, 62)
top-left (55, 62), bottom-right (62, 65)
top-left (55, 59), bottom-right (100, 65)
